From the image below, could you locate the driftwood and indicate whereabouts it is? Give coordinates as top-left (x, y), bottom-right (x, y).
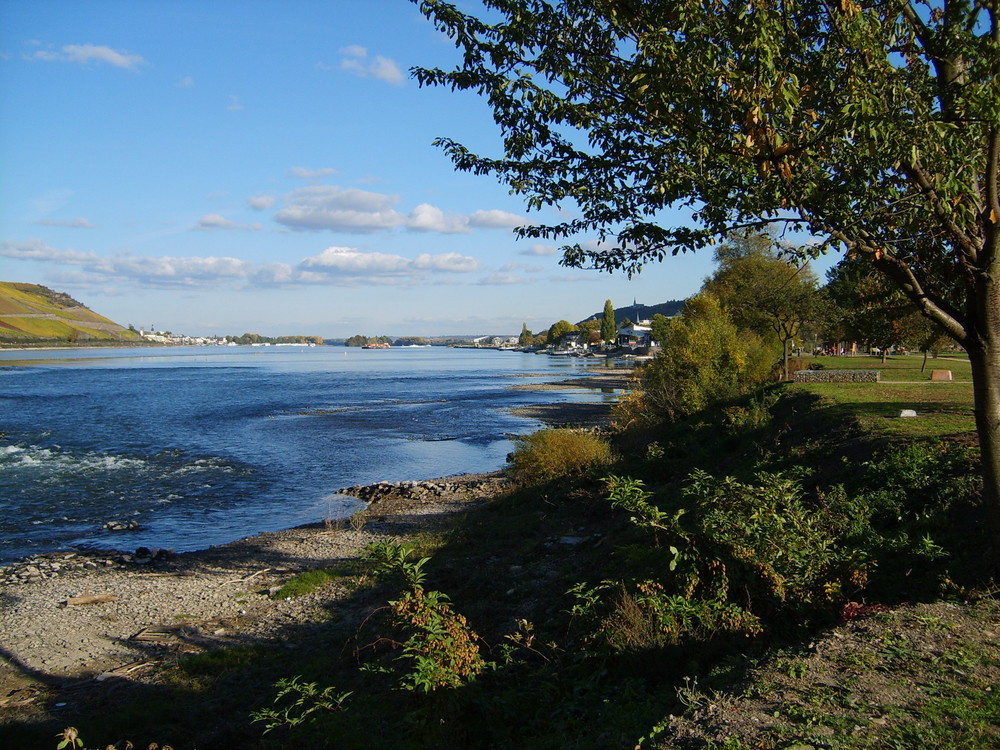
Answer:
top-left (222, 567), bottom-right (270, 585)
top-left (64, 594), bottom-right (119, 606)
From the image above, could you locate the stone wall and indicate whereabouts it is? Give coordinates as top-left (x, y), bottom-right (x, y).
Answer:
top-left (793, 369), bottom-right (881, 383)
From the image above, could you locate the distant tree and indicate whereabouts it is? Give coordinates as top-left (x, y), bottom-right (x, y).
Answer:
top-left (547, 320), bottom-right (578, 346)
top-left (345, 335), bottom-right (369, 347)
top-left (826, 256), bottom-right (938, 361)
top-left (600, 299), bottom-right (617, 345)
top-left (518, 323), bottom-right (533, 347)
top-left (704, 232), bottom-right (821, 379)
top-left (649, 313), bottom-right (671, 344)
top-left (577, 318), bottom-right (601, 345)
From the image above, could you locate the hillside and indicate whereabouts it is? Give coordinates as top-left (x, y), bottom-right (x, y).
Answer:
top-left (0, 282), bottom-right (140, 345)
top-left (579, 299), bottom-right (685, 325)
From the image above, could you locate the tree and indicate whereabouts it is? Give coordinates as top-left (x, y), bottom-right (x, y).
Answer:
top-left (546, 319), bottom-right (578, 346)
top-left (649, 313), bottom-right (671, 344)
top-left (601, 299), bottom-right (617, 345)
top-left (703, 232), bottom-right (822, 379)
top-left (826, 255), bottom-right (933, 361)
top-left (623, 294), bottom-right (773, 425)
top-left (519, 322), bottom-right (534, 347)
top-left (414, 0), bottom-right (1000, 560)
top-left (578, 318), bottom-right (602, 344)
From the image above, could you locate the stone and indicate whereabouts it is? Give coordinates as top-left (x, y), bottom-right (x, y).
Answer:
top-left (931, 369), bottom-right (953, 381)
top-left (899, 409), bottom-right (919, 418)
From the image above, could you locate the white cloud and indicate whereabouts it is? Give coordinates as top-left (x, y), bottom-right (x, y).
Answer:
top-left (1, 239), bottom-right (479, 290)
top-left (227, 95), bottom-right (243, 111)
top-left (195, 214), bottom-right (237, 230)
top-left (32, 44), bottom-right (146, 70)
top-left (289, 166), bottom-right (338, 181)
top-left (0, 240), bottom-right (252, 287)
top-left (247, 194), bottom-right (275, 211)
top-left (413, 253), bottom-right (479, 272)
top-left (300, 246), bottom-right (477, 277)
top-left (0, 239), bottom-right (94, 262)
top-left (406, 203), bottom-right (470, 234)
top-left (176, 76), bottom-right (194, 87)
top-left (478, 272), bottom-right (525, 285)
top-left (33, 217), bottom-right (93, 228)
top-left (274, 185), bottom-right (405, 233)
top-left (339, 44), bottom-right (368, 58)
top-left (368, 55), bottom-right (405, 85)
top-left (519, 243), bottom-right (559, 256)
top-left (300, 246), bottom-right (413, 275)
top-left (338, 45), bottom-right (405, 86)
top-left (252, 262), bottom-right (296, 285)
top-left (468, 209), bottom-right (531, 229)
top-left (274, 188), bottom-right (537, 236)
top-left (103, 254), bottom-right (253, 283)
top-left (194, 214), bottom-right (262, 232)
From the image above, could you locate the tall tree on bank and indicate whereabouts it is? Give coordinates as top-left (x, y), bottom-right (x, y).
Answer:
top-left (413, 0), bottom-right (1000, 563)
top-left (519, 322), bottom-right (534, 347)
top-left (601, 299), bottom-right (617, 345)
top-left (703, 232), bottom-right (822, 379)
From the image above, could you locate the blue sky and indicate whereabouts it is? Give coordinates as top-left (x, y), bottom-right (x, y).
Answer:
top-left (0, 0), bottom-right (838, 338)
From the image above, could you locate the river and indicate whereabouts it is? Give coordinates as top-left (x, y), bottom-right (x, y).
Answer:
top-left (0, 345), bottom-right (615, 563)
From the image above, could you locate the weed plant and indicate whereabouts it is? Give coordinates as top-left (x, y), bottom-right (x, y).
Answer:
top-left (507, 427), bottom-right (614, 485)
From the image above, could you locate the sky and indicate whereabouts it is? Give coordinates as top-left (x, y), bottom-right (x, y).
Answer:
top-left (0, 0), bottom-right (839, 338)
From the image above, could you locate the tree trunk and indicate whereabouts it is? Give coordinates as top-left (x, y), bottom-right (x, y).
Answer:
top-left (967, 341), bottom-right (1000, 575)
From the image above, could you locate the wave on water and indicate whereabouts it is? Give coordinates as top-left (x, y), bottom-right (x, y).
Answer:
top-left (0, 440), bottom-right (262, 563)
top-left (0, 443), bottom-right (148, 472)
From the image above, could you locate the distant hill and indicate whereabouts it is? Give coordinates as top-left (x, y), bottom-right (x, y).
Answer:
top-left (578, 300), bottom-right (685, 326)
top-left (0, 282), bottom-right (140, 345)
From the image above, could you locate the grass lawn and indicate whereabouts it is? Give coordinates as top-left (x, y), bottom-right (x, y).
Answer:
top-left (795, 354), bottom-right (977, 440)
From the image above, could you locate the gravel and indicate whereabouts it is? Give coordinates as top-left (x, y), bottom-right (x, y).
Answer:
top-left (0, 474), bottom-right (508, 686)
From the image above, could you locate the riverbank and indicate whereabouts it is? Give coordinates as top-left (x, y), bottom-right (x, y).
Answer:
top-left (0, 475), bottom-right (508, 699)
top-left (0, 368), bottom-right (630, 715)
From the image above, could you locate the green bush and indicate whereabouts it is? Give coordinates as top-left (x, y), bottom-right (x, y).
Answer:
top-left (613, 295), bottom-right (775, 430)
top-left (508, 428), bottom-right (615, 485)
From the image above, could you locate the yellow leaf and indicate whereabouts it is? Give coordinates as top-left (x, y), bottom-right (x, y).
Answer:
top-left (990, 208), bottom-right (998, 224)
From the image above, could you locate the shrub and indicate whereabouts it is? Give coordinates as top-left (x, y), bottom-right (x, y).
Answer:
top-left (507, 428), bottom-right (614, 485)
top-left (362, 542), bottom-right (486, 692)
top-left (613, 295), bottom-right (775, 429)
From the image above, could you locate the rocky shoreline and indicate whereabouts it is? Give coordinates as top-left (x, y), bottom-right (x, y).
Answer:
top-left (0, 370), bottom-right (629, 707)
top-left (0, 474), bottom-right (509, 700)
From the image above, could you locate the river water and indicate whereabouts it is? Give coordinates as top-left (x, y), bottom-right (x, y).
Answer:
top-left (0, 345), bottom-right (613, 563)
